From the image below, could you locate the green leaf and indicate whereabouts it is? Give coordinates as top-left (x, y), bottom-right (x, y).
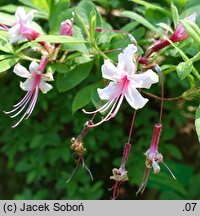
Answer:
top-left (176, 61), bottom-right (193, 80)
top-left (35, 35), bottom-right (86, 44)
top-left (182, 21), bottom-right (200, 46)
top-left (51, 63), bottom-right (70, 74)
top-left (0, 54), bottom-right (13, 61)
top-left (72, 85), bottom-right (92, 114)
top-left (171, 3), bottom-right (179, 27)
top-left (0, 58), bottom-right (19, 73)
top-left (0, 39), bottom-right (13, 54)
top-left (61, 26), bottom-right (89, 53)
top-left (122, 11), bottom-right (161, 35)
top-left (89, 9), bottom-right (97, 41)
top-left (56, 60), bottom-right (94, 92)
top-left (195, 105), bottom-right (200, 143)
top-left (157, 23), bottom-right (173, 33)
top-left (184, 20), bottom-right (200, 40)
top-left (32, 0), bottom-right (50, 13)
top-left (72, 83), bottom-right (101, 114)
top-left (130, 0), bottom-right (170, 16)
top-left (164, 144), bottom-right (183, 160)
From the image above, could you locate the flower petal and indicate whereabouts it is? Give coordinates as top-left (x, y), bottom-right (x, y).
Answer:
top-left (26, 10), bottom-right (36, 23)
top-left (101, 60), bottom-right (121, 81)
top-left (97, 82), bottom-right (119, 100)
top-left (15, 7), bottom-right (27, 23)
top-left (20, 78), bottom-right (33, 91)
top-left (29, 61), bottom-right (39, 74)
top-left (14, 63), bottom-right (31, 78)
top-left (125, 85), bottom-right (148, 109)
top-left (42, 72), bottom-right (54, 81)
top-left (8, 24), bottom-right (20, 35)
top-left (39, 80), bottom-right (53, 94)
top-left (131, 69), bottom-right (159, 89)
top-left (118, 44), bottom-right (137, 75)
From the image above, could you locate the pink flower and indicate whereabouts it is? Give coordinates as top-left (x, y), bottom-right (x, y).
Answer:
top-left (60, 19), bottom-right (74, 36)
top-left (84, 44), bottom-right (159, 127)
top-left (170, 13), bottom-right (197, 42)
top-left (136, 124), bottom-right (176, 195)
top-left (139, 13), bottom-right (197, 63)
top-left (60, 12), bottom-right (74, 36)
top-left (8, 7), bottom-right (40, 43)
top-left (4, 56), bottom-right (53, 128)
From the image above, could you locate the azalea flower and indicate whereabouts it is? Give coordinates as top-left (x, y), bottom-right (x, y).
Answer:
top-left (141, 13), bottom-right (197, 62)
top-left (136, 124), bottom-right (176, 195)
top-left (4, 56), bottom-right (53, 128)
top-left (83, 44), bottom-right (159, 127)
top-left (170, 12), bottom-right (196, 42)
top-left (8, 7), bottom-right (40, 43)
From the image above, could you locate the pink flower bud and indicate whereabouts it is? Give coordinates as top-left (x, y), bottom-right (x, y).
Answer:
top-left (60, 19), bottom-right (73, 36)
top-left (170, 13), bottom-right (197, 42)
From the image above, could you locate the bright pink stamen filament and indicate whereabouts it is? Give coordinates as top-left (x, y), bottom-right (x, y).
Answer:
top-left (86, 76), bottom-right (130, 127)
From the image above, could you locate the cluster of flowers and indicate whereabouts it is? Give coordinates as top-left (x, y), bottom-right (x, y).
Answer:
top-left (0, 7), bottom-right (74, 128)
top-left (0, 6), bottom-right (196, 198)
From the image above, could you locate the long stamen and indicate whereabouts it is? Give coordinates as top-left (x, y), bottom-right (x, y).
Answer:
top-left (13, 90), bottom-right (32, 108)
top-left (81, 157), bottom-right (94, 181)
top-left (87, 97), bottom-right (119, 127)
top-left (25, 87), bottom-right (39, 119)
top-left (10, 91), bottom-right (33, 118)
top-left (136, 168), bottom-right (151, 196)
top-left (66, 158), bottom-right (81, 183)
top-left (83, 99), bottom-right (114, 114)
top-left (4, 91), bottom-right (33, 114)
top-left (11, 89), bottom-right (38, 128)
top-left (162, 162), bottom-right (176, 180)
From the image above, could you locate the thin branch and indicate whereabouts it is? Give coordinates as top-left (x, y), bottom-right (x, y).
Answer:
top-left (142, 91), bottom-right (182, 101)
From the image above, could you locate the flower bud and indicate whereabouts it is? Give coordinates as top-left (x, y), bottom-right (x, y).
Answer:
top-left (170, 13), bottom-right (197, 42)
top-left (60, 19), bottom-right (73, 36)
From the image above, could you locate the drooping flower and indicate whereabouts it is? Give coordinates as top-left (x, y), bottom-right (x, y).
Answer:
top-left (4, 56), bottom-right (53, 128)
top-left (8, 7), bottom-right (40, 43)
top-left (83, 44), bottom-right (159, 127)
top-left (136, 124), bottom-right (176, 195)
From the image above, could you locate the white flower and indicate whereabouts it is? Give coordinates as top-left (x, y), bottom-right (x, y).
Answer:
top-left (4, 59), bottom-right (53, 128)
top-left (14, 61), bottom-right (53, 94)
top-left (84, 44), bottom-right (159, 127)
top-left (8, 7), bottom-right (39, 43)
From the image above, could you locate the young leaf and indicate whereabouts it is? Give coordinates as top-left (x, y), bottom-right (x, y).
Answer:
top-left (195, 105), bottom-right (200, 143)
top-left (56, 60), bottom-right (94, 92)
top-left (89, 9), bottom-right (97, 42)
top-left (0, 58), bottom-right (19, 73)
top-left (176, 61), bottom-right (193, 80)
top-left (35, 35), bottom-right (86, 44)
top-left (171, 3), bottom-right (179, 27)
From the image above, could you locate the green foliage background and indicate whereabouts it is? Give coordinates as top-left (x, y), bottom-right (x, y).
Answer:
top-left (0, 0), bottom-right (200, 199)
